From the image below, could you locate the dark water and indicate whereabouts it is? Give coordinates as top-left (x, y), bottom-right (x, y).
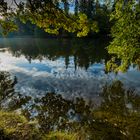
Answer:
top-left (0, 38), bottom-right (140, 139)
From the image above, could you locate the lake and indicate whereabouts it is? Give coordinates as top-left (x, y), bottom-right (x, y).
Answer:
top-left (0, 38), bottom-right (140, 99)
top-left (0, 37), bottom-right (140, 139)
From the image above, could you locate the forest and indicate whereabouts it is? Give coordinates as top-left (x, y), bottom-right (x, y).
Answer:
top-left (0, 0), bottom-right (140, 139)
top-left (0, 0), bottom-right (139, 72)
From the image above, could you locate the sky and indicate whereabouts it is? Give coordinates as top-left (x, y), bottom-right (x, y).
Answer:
top-left (3, 0), bottom-right (27, 10)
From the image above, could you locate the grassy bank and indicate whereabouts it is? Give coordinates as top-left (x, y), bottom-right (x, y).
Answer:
top-left (0, 111), bottom-right (81, 140)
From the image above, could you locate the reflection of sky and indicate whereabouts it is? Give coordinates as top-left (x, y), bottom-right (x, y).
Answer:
top-left (16, 63), bottom-right (52, 72)
top-left (0, 50), bottom-right (140, 100)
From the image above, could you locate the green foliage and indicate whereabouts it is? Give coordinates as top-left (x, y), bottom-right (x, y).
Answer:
top-left (43, 132), bottom-right (83, 140)
top-left (77, 14), bottom-right (99, 37)
top-left (0, 20), bottom-right (18, 36)
top-left (0, 113), bottom-right (82, 140)
top-left (0, 0), bottom-right (113, 37)
top-left (106, 0), bottom-right (140, 72)
top-left (0, 111), bottom-right (41, 140)
top-left (19, 10), bottom-right (98, 37)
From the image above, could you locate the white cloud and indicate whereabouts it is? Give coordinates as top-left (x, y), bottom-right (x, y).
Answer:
top-left (0, 50), bottom-right (140, 101)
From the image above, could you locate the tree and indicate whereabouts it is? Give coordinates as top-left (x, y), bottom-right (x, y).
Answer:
top-left (17, 0), bottom-right (99, 37)
top-left (74, 0), bottom-right (79, 16)
top-left (0, 0), bottom-right (18, 36)
top-left (106, 0), bottom-right (140, 72)
top-left (0, 0), bottom-right (99, 37)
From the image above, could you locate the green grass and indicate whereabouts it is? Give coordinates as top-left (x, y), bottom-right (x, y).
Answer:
top-left (42, 131), bottom-right (84, 140)
top-left (0, 110), bottom-right (82, 140)
top-left (0, 110), bottom-right (41, 140)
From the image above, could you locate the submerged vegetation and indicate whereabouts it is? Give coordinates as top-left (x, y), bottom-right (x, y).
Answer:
top-left (0, 71), bottom-right (140, 139)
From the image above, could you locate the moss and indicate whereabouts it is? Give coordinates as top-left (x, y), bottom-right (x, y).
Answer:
top-left (0, 110), bottom-right (41, 140)
top-left (0, 111), bottom-right (83, 140)
top-left (42, 131), bottom-right (84, 140)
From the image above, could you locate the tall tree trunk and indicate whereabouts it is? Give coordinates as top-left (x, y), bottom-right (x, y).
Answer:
top-left (74, 0), bottom-right (78, 16)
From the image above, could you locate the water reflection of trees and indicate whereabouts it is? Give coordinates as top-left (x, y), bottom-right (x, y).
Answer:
top-left (6, 38), bottom-right (109, 69)
top-left (0, 72), bottom-right (31, 110)
top-left (0, 71), bottom-right (140, 139)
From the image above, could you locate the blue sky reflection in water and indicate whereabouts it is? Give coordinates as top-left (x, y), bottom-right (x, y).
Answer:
top-left (0, 38), bottom-right (140, 101)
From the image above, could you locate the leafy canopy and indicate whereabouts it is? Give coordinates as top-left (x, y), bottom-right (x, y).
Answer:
top-left (0, 0), bottom-right (99, 37)
top-left (106, 0), bottom-right (140, 72)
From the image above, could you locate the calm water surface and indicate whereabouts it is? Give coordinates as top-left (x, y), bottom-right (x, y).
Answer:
top-left (0, 38), bottom-right (140, 99)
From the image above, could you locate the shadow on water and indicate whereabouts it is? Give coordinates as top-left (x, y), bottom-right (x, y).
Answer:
top-left (0, 71), bottom-right (140, 139)
top-left (0, 37), bottom-right (110, 70)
